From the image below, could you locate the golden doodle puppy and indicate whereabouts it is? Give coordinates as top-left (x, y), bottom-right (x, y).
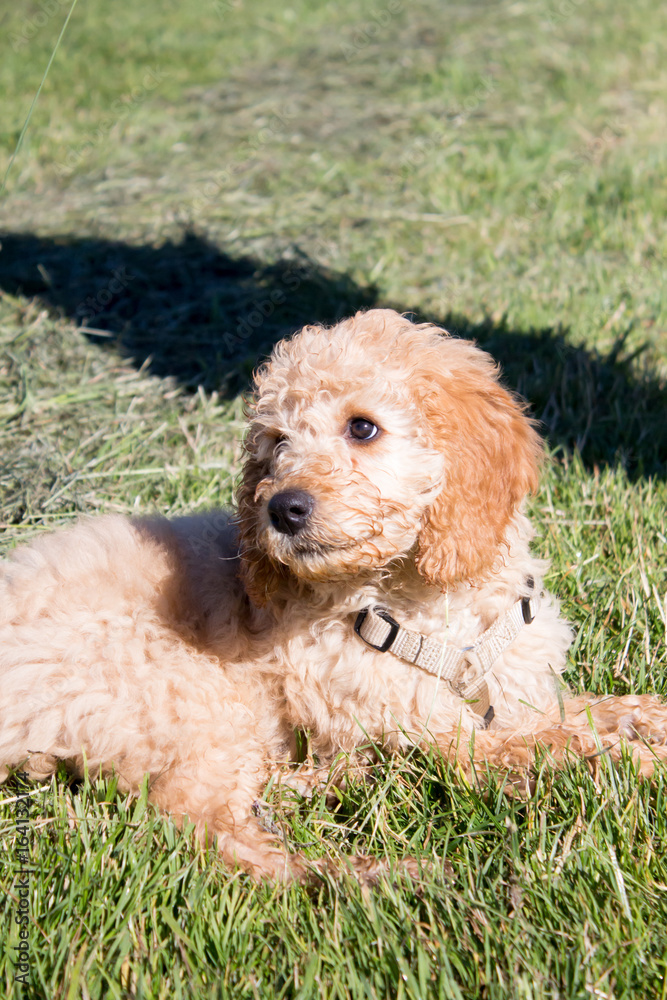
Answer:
top-left (1, 309), bottom-right (666, 880)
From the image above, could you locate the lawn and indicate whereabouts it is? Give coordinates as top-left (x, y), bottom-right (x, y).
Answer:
top-left (1, 0), bottom-right (666, 996)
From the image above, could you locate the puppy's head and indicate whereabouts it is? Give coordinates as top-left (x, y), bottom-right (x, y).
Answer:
top-left (237, 309), bottom-right (542, 602)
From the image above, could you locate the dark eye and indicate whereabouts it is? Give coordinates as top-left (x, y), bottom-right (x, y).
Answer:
top-left (348, 417), bottom-right (380, 441)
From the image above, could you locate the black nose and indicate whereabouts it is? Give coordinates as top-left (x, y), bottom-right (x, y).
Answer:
top-left (267, 490), bottom-right (314, 536)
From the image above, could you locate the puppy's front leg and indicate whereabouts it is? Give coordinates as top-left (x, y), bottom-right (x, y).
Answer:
top-left (146, 749), bottom-right (314, 882)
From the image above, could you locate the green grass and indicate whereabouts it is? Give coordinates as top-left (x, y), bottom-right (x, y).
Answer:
top-left (1, 0), bottom-right (666, 996)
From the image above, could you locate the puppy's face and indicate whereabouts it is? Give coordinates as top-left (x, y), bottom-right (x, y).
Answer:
top-left (238, 309), bottom-right (542, 599)
top-left (243, 362), bottom-right (444, 581)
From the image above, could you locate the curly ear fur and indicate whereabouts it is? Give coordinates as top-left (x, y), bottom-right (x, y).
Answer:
top-left (235, 429), bottom-right (288, 607)
top-left (413, 334), bottom-right (543, 588)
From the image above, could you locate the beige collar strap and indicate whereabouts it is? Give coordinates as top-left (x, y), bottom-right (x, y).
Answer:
top-left (353, 593), bottom-right (540, 724)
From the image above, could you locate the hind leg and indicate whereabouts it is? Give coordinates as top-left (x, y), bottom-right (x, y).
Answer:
top-left (2, 737), bottom-right (312, 881)
top-left (439, 693), bottom-right (667, 783)
top-left (565, 692), bottom-right (667, 746)
top-left (0, 676), bottom-right (312, 881)
top-left (0, 517), bottom-right (308, 878)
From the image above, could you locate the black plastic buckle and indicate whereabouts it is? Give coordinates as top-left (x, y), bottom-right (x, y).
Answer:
top-left (354, 607), bottom-right (400, 653)
top-left (521, 597), bottom-right (534, 625)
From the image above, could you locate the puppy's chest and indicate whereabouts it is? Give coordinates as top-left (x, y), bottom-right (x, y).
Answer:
top-left (275, 604), bottom-right (482, 738)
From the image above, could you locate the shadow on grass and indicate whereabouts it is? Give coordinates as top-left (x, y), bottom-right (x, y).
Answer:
top-left (0, 229), bottom-right (378, 395)
top-left (0, 230), bottom-right (665, 478)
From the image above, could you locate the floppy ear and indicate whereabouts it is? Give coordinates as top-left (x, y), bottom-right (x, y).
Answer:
top-left (414, 336), bottom-right (543, 587)
top-left (236, 429), bottom-right (290, 606)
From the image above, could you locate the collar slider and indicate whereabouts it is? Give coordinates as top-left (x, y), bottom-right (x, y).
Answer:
top-left (354, 607), bottom-right (400, 652)
top-left (521, 596), bottom-right (535, 624)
